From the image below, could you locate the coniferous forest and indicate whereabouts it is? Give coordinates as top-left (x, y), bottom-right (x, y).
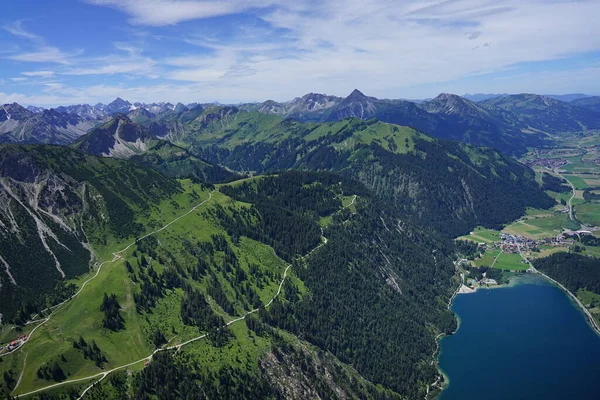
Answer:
top-left (0, 113), bottom-right (558, 400)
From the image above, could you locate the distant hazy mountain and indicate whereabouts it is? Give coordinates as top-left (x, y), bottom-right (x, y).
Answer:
top-left (0, 103), bottom-right (96, 145)
top-left (239, 93), bottom-right (343, 122)
top-left (462, 93), bottom-right (507, 102)
top-left (25, 105), bottom-right (45, 113)
top-left (173, 102), bottom-right (188, 113)
top-left (55, 99), bottom-right (179, 122)
top-left (324, 89), bottom-right (387, 121)
top-left (544, 94), bottom-right (592, 102)
top-left (480, 94), bottom-right (600, 134)
top-left (55, 103), bottom-right (108, 120)
top-left (127, 107), bottom-right (156, 124)
top-left (103, 97), bottom-right (132, 115)
top-left (14, 90), bottom-right (600, 152)
top-left (236, 90), bottom-right (558, 153)
top-left (463, 93), bottom-right (592, 103)
top-left (571, 96), bottom-right (600, 113)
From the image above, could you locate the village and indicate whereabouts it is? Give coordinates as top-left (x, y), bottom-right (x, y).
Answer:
top-left (461, 232), bottom-right (579, 291)
top-left (497, 232), bottom-right (573, 253)
top-left (524, 156), bottom-right (568, 171)
top-left (472, 232), bottom-right (574, 255)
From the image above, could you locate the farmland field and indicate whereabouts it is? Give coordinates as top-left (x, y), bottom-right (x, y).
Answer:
top-left (563, 175), bottom-right (589, 190)
top-left (474, 248), bottom-right (501, 267)
top-left (503, 213), bottom-right (578, 239)
top-left (459, 227), bottom-right (501, 244)
top-left (492, 252), bottom-right (530, 271)
top-left (575, 203), bottom-right (600, 226)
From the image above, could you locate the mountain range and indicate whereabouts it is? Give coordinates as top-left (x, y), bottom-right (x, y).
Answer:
top-left (0, 86), bottom-right (563, 399)
top-left (5, 90), bottom-right (600, 155)
top-left (71, 108), bottom-right (553, 236)
top-left (0, 103), bottom-right (97, 145)
top-left (0, 106), bottom-right (553, 398)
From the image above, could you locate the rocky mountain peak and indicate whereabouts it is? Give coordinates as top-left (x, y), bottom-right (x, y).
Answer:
top-left (347, 89), bottom-right (367, 100)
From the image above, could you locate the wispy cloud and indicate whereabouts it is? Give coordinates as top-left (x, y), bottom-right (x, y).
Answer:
top-left (3, 0), bottom-right (600, 105)
top-left (137, 0), bottom-right (599, 99)
top-left (3, 21), bottom-right (76, 64)
top-left (64, 61), bottom-right (156, 76)
top-left (84, 0), bottom-right (277, 26)
top-left (8, 46), bottom-right (74, 64)
top-left (3, 20), bottom-right (43, 43)
top-left (62, 41), bottom-right (158, 77)
top-left (21, 70), bottom-right (56, 77)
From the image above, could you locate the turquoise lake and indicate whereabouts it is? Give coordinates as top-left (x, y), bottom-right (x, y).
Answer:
top-left (438, 275), bottom-right (600, 400)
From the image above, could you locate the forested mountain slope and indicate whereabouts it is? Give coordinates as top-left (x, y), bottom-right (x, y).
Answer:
top-left (171, 110), bottom-right (553, 236)
top-left (1, 169), bottom-right (457, 400)
top-left (69, 107), bottom-right (552, 237)
top-left (129, 140), bottom-right (240, 184)
top-left (238, 90), bottom-right (552, 154)
top-left (0, 104), bottom-right (553, 399)
top-left (73, 116), bottom-right (238, 184)
top-left (221, 173), bottom-right (457, 398)
top-left (0, 145), bottom-right (181, 320)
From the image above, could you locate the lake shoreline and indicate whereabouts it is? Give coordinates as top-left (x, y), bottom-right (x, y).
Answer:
top-left (432, 273), bottom-right (600, 400)
top-left (535, 270), bottom-right (600, 336)
top-left (427, 278), bottom-right (518, 398)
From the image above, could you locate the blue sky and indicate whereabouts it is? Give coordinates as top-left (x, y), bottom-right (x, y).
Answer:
top-left (1, 0), bottom-right (600, 106)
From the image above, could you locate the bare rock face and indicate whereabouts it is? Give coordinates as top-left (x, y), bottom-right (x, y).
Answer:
top-left (73, 114), bottom-right (155, 157)
top-left (259, 342), bottom-right (387, 400)
top-left (0, 146), bottom-right (93, 319)
top-left (1, 103), bottom-right (96, 145)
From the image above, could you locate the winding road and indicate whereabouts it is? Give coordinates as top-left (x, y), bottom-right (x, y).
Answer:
top-left (554, 169), bottom-right (577, 221)
top-left (3, 192), bottom-right (216, 361)
top-left (13, 190), bottom-right (337, 399)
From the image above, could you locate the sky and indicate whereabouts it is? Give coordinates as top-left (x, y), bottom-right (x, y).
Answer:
top-left (1, 0), bottom-right (600, 107)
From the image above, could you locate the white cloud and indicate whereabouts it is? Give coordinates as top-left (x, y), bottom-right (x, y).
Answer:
top-left (59, 41), bottom-right (158, 76)
top-left (84, 0), bottom-right (277, 26)
top-left (3, 21), bottom-right (43, 43)
top-left (6, 0), bottom-right (600, 104)
top-left (64, 61), bottom-right (155, 76)
top-left (7, 46), bottom-right (73, 64)
top-left (3, 21), bottom-right (76, 65)
top-left (21, 70), bottom-right (56, 77)
top-left (85, 0), bottom-right (597, 99)
top-left (10, 77), bottom-right (28, 82)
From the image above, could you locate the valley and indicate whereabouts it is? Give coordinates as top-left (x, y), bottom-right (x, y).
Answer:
top-left (0, 175), bottom-right (350, 398)
top-left (1, 91), bottom-right (600, 400)
top-left (454, 133), bottom-right (600, 328)
top-left (0, 163), bottom-right (459, 400)
top-left (3, 0), bottom-right (600, 398)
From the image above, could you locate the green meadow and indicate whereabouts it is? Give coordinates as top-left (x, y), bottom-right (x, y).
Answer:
top-left (2, 180), bottom-right (308, 396)
top-left (492, 252), bottom-right (530, 271)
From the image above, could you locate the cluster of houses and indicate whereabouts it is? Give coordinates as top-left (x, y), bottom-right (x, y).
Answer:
top-left (498, 233), bottom-right (573, 253)
top-left (499, 233), bottom-right (537, 253)
top-left (524, 157), bottom-right (567, 170)
top-left (473, 233), bottom-right (574, 258)
top-left (0, 334), bottom-right (28, 353)
top-left (466, 277), bottom-right (498, 287)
